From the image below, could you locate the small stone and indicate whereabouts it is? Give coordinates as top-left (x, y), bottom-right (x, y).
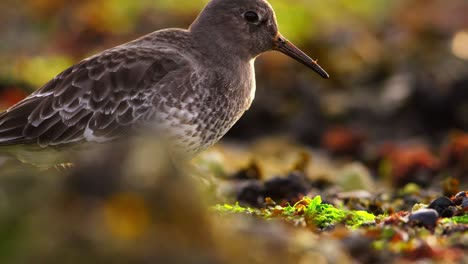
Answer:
top-left (428, 196), bottom-right (455, 216)
top-left (454, 191), bottom-right (467, 198)
top-left (462, 197), bottom-right (468, 211)
top-left (452, 191), bottom-right (467, 206)
top-left (409, 209), bottom-right (439, 230)
top-left (263, 172), bottom-right (309, 203)
top-left (237, 181), bottom-right (264, 207)
top-left (441, 206), bottom-right (457, 218)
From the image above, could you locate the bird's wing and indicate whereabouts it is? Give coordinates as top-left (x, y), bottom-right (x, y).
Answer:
top-left (0, 46), bottom-right (194, 147)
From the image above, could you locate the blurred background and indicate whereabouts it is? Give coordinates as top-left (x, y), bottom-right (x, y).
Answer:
top-left (0, 0), bottom-right (467, 147)
top-left (0, 1), bottom-right (467, 263)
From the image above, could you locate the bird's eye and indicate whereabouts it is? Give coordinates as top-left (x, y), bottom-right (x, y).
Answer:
top-left (244, 11), bottom-right (260, 23)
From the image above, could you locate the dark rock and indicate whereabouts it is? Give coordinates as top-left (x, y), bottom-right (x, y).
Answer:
top-left (236, 172), bottom-right (311, 207)
top-left (440, 206), bottom-right (457, 218)
top-left (310, 178), bottom-right (333, 189)
top-left (236, 181), bottom-right (264, 207)
top-left (342, 235), bottom-right (393, 263)
top-left (409, 209), bottom-right (439, 230)
top-left (263, 172), bottom-right (309, 203)
top-left (368, 202), bottom-right (385, 216)
top-left (428, 196), bottom-right (455, 216)
top-left (442, 224), bottom-right (468, 236)
top-left (452, 191), bottom-right (467, 206)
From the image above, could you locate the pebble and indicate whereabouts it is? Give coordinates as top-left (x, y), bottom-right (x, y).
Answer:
top-left (263, 172), bottom-right (309, 202)
top-left (428, 196), bottom-right (454, 216)
top-left (441, 206), bottom-right (457, 218)
top-left (236, 181), bottom-right (264, 207)
top-left (236, 172), bottom-right (310, 207)
top-left (408, 208), bottom-right (439, 230)
top-left (452, 191), bottom-right (467, 205)
top-left (462, 197), bottom-right (468, 211)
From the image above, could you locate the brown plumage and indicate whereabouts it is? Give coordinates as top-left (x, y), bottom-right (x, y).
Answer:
top-left (0, 0), bottom-right (328, 155)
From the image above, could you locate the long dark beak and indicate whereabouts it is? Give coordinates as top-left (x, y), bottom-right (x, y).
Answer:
top-left (273, 33), bottom-right (329, 79)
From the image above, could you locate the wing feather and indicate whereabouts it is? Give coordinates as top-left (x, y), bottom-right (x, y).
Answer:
top-left (0, 45), bottom-right (195, 147)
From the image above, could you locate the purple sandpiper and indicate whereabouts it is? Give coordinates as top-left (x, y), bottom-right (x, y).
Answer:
top-left (0, 0), bottom-right (328, 156)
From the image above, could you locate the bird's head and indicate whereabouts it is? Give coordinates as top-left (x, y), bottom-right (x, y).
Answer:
top-left (190, 0), bottom-right (329, 78)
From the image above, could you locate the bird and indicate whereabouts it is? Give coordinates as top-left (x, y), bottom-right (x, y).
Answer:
top-left (0, 0), bottom-right (328, 159)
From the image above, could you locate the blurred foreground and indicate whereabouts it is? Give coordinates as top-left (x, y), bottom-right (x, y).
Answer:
top-left (0, 135), bottom-right (466, 263)
top-left (0, 137), bottom-right (377, 264)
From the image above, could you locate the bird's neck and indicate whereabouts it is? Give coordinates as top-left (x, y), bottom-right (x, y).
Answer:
top-left (189, 26), bottom-right (253, 65)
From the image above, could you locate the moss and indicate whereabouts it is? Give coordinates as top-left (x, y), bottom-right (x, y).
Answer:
top-left (214, 196), bottom-right (376, 229)
top-left (451, 215), bottom-right (468, 224)
top-left (214, 203), bottom-right (257, 214)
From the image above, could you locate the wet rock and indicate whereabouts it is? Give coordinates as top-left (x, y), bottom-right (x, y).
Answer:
top-left (428, 196), bottom-right (455, 217)
top-left (368, 202), bottom-right (385, 216)
top-left (236, 172), bottom-right (310, 207)
top-left (409, 209), bottom-right (439, 230)
top-left (263, 172), bottom-right (309, 203)
top-left (236, 181), bottom-right (264, 207)
top-left (310, 178), bottom-right (334, 189)
top-left (441, 206), bottom-right (457, 218)
top-left (451, 191), bottom-right (467, 206)
top-left (442, 224), bottom-right (468, 236)
top-left (342, 234), bottom-right (392, 264)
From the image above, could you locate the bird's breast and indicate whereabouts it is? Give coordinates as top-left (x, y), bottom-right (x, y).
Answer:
top-left (222, 60), bottom-right (256, 121)
top-left (157, 61), bottom-right (256, 155)
top-left (226, 60), bottom-right (256, 111)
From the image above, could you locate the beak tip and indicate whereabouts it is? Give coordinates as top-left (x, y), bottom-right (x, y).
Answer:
top-left (315, 66), bottom-right (330, 79)
top-left (274, 35), bottom-right (330, 79)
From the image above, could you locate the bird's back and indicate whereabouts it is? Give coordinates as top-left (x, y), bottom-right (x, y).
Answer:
top-left (0, 30), bottom-right (194, 147)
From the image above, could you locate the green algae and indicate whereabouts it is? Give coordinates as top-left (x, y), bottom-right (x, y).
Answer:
top-left (451, 215), bottom-right (468, 224)
top-left (214, 196), bottom-right (376, 229)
